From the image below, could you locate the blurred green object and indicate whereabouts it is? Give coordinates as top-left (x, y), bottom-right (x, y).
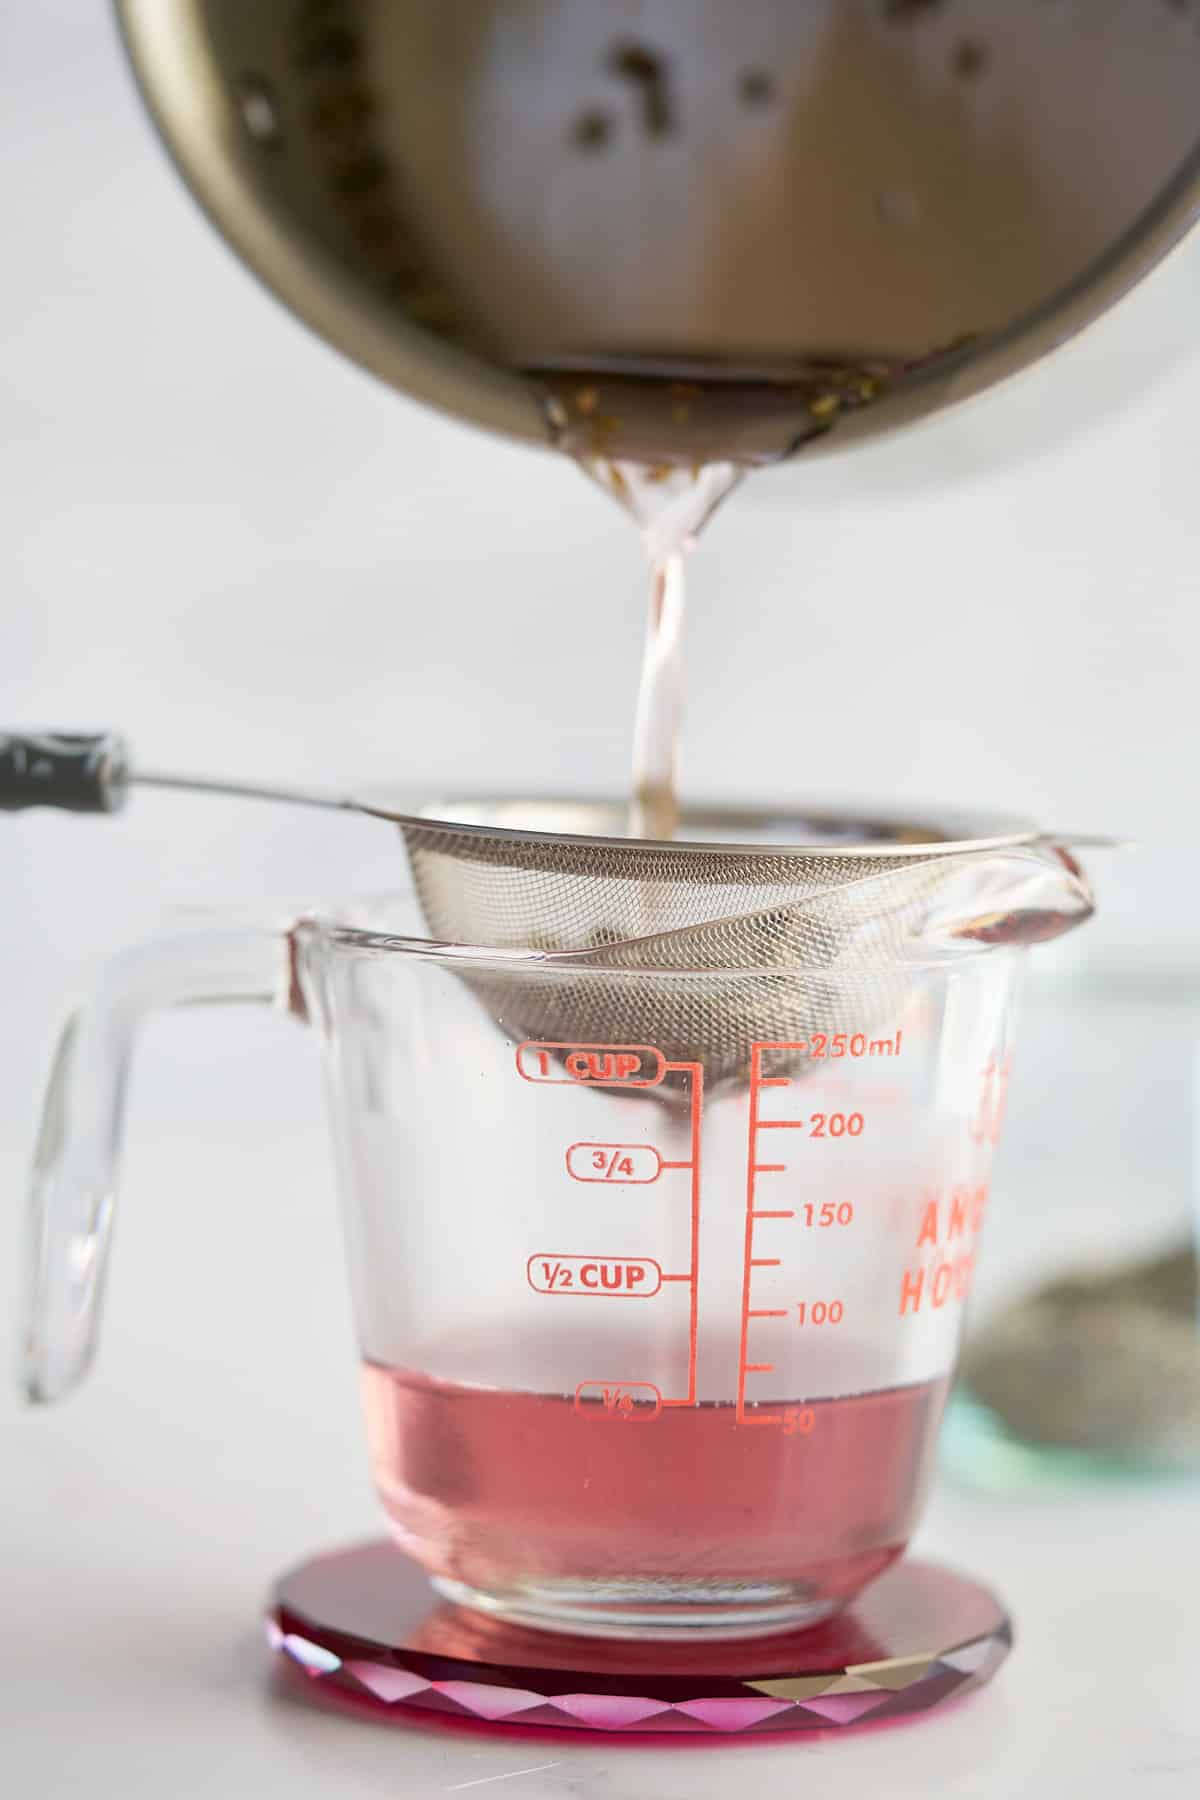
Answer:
top-left (941, 1390), bottom-right (1199, 1491)
top-left (944, 1245), bottom-right (1200, 1487)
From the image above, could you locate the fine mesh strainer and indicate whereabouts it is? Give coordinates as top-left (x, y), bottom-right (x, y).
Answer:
top-left (390, 796), bottom-right (1056, 948)
top-left (380, 797), bottom-right (1094, 1090)
top-left (1, 737), bottom-right (1094, 1091)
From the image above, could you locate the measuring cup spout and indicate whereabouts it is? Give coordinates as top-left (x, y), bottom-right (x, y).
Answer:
top-left (901, 841), bottom-right (1094, 955)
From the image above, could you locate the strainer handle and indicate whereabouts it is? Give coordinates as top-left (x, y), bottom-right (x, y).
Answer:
top-left (0, 728), bottom-right (352, 813)
top-left (0, 732), bottom-right (130, 813)
top-left (22, 926), bottom-right (296, 1405)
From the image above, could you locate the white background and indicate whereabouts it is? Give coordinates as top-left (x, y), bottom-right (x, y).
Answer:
top-left (2, 4), bottom-right (1199, 1795)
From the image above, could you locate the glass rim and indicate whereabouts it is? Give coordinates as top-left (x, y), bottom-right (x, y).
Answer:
top-left (295, 918), bottom-right (1018, 979)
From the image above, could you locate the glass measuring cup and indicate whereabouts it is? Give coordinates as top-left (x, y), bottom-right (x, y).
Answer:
top-left (23, 852), bottom-right (1092, 1640)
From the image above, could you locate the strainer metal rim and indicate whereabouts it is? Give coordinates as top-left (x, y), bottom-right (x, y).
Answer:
top-left (353, 792), bottom-right (1042, 859)
top-left (303, 922), bottom-right (1020, 980)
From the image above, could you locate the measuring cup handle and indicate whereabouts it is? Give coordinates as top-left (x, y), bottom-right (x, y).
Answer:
top-left (21, 926), bottom-right (295, 1405)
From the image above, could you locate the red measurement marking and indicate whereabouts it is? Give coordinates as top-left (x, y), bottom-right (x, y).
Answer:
top-left (527, 1255), bottom-right (663, 1298)
top-left (737, 1047), bottom-right (762, 1423)
top-left (803, 1200), bottom-right (854, 1228)
top-left (969, 1053), bottom-right (1012, 1146)
top-left (739, 1041), bottom-right (850, 1426)
top-left (516, 1042), bottom-right (666, 1087)
top-left (678, 1060), bottom-right (703, 1408)
top-left (809, 1031), bottom-right (903, 1061)
top-left (797, 1299), bottom-right (845, 1326)
top-left (565, 1143), bottom-right (663, 1184)
top-left (574, 1381), bottom-right (662, 1422)
top-left (810, 1112), bottom-right (865, 1139)
top-left (525, 1047), bottom-right (701, 1409)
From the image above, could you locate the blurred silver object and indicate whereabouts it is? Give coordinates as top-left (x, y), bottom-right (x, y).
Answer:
top-left (116, 0), bottom-right (1200, 464)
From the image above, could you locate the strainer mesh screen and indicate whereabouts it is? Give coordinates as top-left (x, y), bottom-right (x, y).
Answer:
top-left (388, 804), bottom-right (1076, 1093)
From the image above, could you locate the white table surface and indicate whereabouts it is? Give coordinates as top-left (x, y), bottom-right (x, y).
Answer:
top-left (3, 1001), bottom-right (1199, 1799)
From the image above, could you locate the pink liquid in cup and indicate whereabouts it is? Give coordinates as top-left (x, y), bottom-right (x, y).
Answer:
top-left (361, 1362), bottom-right (949, 1633)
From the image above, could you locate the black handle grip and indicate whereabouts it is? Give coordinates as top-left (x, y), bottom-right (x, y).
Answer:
top-left (0, 732), bottom-right (130, 813)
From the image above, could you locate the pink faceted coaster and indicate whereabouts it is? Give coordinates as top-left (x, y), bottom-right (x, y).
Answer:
top-left (267, 1543), bottom-right (1011, 1735)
